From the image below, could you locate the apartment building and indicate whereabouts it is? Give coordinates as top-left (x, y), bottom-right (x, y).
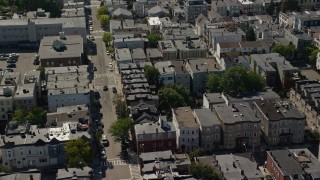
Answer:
top-left (134, 116), bottom-right (176, 154)
top-left (216, 41), bottom-right (269, 59)
top-left (38, 34), bottom-right (83, 67)
top-left (113, 37), bottom-right (147, 49)
top-left (267, 148), bottom-right (320, 180)
top-left (0, 86), bottom-right (14, 121)
top-left (253, 99), bottom-right (305, 145)
top-left (45, 65), bottom-right (90, 112)
top-left (184, 58), bottom-right (223, 95)
top-left (171, 61), bottom-right (191, 92)
top-left (0, 122), bottom-right (91, 169)
top-left (196, 154), bottom-right (263, 180)
top-left (280, 11), bottom-right (320, 29)
top-left (213, 102), bottom-right (260, 150)
top-left (175, 39), bottom-right (207, 60)
top-left (284, 29), bottom-right (312, 51)
top-left (147, 17), bottom-right (161, 33)
top-left (183, 0), bottom-right (208, 23)
top-left (205, 28), bottom-right (243, 51)
top-left (289, 80), bottom-right (320, 134)
top-left (172, 106), bottom-right (199, 152)
top-left (158, 40), bottom-right (177, 60)
top-left (0, 17), bottom-right (87, 45)
top-left (193, 109), bottom-right (221, 151)
top-left (211, 1), bottom-right (228, 16)
top-left (14, 83), bottom-right (37, 111)
top-left (250, 53), bottom-right (299, 90)
top-left (237, 0), bottom-right (264, 15)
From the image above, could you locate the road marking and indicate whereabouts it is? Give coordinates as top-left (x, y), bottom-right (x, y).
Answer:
top-left (94, 73), bottom-right (114, 78)
top-left (101, 159), bottom-right (129, 167)
top-left (91, 30), bottom-right (105, 33)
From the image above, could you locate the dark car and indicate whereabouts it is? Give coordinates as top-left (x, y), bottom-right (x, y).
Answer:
top-left (7, 60), bottom-right (16, 63)
top-left (93, 66), bottom-right (97, 71)
top-left (112, 87), bottom-right (117, 93)
top-left (5, 68), bottom-right (14, 72)
top-left (103, 85), bottom-right (108, 91)
top-left (94, 91), bottom-right (100, 99)
top-left (7, 63), bottom-right (16, 68)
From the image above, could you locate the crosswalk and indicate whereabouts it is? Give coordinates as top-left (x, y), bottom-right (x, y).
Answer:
top-left (91, 30), bottom-right (105, 34)
top-left (94, 73), bottom-right (114, 78)
top-left (101, 159), bottom-right (130, 167)
top-left (129, 164), bottom-right (142, 179)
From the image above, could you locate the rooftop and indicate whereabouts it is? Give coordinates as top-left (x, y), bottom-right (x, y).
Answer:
top-left (134, 119), bottom-right (175, 135)
top-left (254, 99), bottom-right (305, 121)
top-left (38, 35), bottom-right (83, 60)
top-left (146, 48), bottom-right (162, 58)
top-left (148, 17), bottom-right (161, 26)
top-left (140, 150), bottom-right (173, 162)
top-left (158, 40), bottom-right (177, 51)
top-left (194, 109), bottom-right (220, 127)
top-left (115, 48), bottom-right (133, 62)
top-left (174, 39), bottom-right (206, 50)
top-left (57, 166), bottom-right (92, 179)
top-left (214, 102), bottom-right (260, 124)
top-left (154, 61), bottom-right (175, 75)
top-left (131, 48), bottom-right (146, 60)
top-left (45, 65), bottom-right (88, 75)
top-left (186, 58), bottom-right (222, 73)
top-left (250, 53), bottom-right (298, 72)
top-left (15, 83), bottom-right (35, 99)
top-left (172, 106), bottom-right (199, 128)
top-left (112, 8), bottom-right (132, 17)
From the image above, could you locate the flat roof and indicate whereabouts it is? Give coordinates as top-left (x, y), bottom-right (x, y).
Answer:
top-left (214, 102), bottom-right (260, 124)
top-left (148, 17), bottom-right (161, 25)
top-left (254, 99), bottom-right (305, 121)
top-left (187, 58), bottom-right (222, 73)
top-left (38, 35), bottom-right (83, 60)
top-left (194, 109), bottom-right (220, 127)
top-left (172, 106), bottom-right (199, 128)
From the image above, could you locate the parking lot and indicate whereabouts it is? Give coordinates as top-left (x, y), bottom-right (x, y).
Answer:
top-left (0, 50), bottom-right (40, 74)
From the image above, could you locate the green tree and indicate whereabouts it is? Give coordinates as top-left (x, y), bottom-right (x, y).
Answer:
top-left (168, 84), bottom-right (193, 106)
top-left (0, 165), bottom-right (12, 173)
top-left (12, 109), bottom-right (26, 123)
top-left (102, 32), bottom-right (112, 45)
top-left (244, 71), bottom-right (265, 92)
top-left (107, 46), bottom-right (114, 54)
top-left (158, 87), bottom-right (185, 115)
top-left (26, 107), bottom-right (47, 126)
top-left (305, 45), bottom-right (320, 63)
top-left (246, 26), bottom-right (256, 41)
top-left (206, 74), bottom-right (221, 93)
top-left (108, 118), bottom-right (133, 142)
top-left (188, 163), bottom-right (222, 180)
top-left (281, 0), bottom-right (298, 12)
top-left (0, 0), bottom-right (9, 6)
top-left (115, 99), bottom-right (129, 118)
top-left (99, 15), bottom-right (110, 27)
top-left (64, 138), bottom-right (93, 168)
top-left (266, 1), bottom-right (275, 15)
top-left (144, 65), bottom-right (160, 87)
top-left (220, 66), bottom-right (248, 93)
top-left (271, 44), bottom-right (295, 60)
top-left (146, 33), bottom-right (163, 48)
top-left (96, 5), bottom-right (108, 18)
top-left (37, 66), bottom-right (45, 81)
top-left (189, 148), bottom-right (206, 162)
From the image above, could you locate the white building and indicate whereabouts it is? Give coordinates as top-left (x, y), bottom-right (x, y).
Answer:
top-left (172, 106), bottom-right (199, 152)
top-left (154, 61), bottom-right (175, 85)
top-left (0, 122), bottom-right (91, 169)
top-left (147, 17), bottom-right (161, 33)
top-left (0, 17), bottom-right (87, 45)
top-left (45, 65), bottom-right (90, 112)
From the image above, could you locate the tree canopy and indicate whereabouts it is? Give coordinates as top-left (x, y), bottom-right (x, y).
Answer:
top-left (37, 66), bottom-right (45, 81)
top-left (14, 0), bottom-right (61, 17)
top-left (206, 66), bottom-right (265, 93)
top-left (144, 65), bottom-right (160, 87)
top-left (271, 44), bottom-right (295, 60)
top-left (102, 32), bottom-right (112, 45)
top-left (246, 26), bottom-right (256, 41)
top-left (107, 46), bottom-right (115, 54)
top-left (108, 118), bottom-right (133, 142)
top-left (189, 148), bottom-right (206, 162)
top-left (305, 45), bottom-right (320, 64)
top-left (266, 1), bottom-right (275, 15)
top-left (96, 5), bottom-right (108, 18)
top-left (99, 15), bottom-right (110, 27)
top-left (281, 0), bottom-right (298, 12)
top-left (146, 33), bottom-right (163, 48)
top-left (12, 107), bottom-right (47, 126)
top-left (157, 85), bottom-right (193, 115)
top-left (115, 99), bottom-right (129, 119)
top-left (64, 138), bottom-right (93, 168)
top-left (188, 163), bottom-right (222, 180)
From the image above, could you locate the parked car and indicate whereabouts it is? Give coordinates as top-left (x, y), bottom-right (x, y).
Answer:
top-left (7, 63), bottom-right (16, 68)
top-left (9, 53), bottom-right (19, 57)
top-left (93, 66), bottom-right (97, 71)
top-left (103, 85), bottom-right (108, 91)
top-left (7, 60), bottom-right (16, 63)
top-left (0, 56), bottom-right (7, 60)
top-left (101, 134), bottom-right (109, 147)
top-left (5, 68), bottom-right (14, 72)
top-left (112, 87), bottom-right (117, 93)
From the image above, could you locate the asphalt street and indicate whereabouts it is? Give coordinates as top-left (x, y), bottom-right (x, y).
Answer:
top-left (89, 1), bottom-right (139, 179)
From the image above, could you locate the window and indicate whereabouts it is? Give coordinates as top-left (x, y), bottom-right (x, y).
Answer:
top-left (152, 134), bottom-right (156, 140)
top-left (153, 143), bottom-right (156, 148)
top-left (139, 144), bottom-right (144, 148)
top-left (17, 161), bottom-right (21, 164)
top-left (192, 131), bottom-right (194, 134)
top-left (139, 135), bottom-right (143, 141)
top-left (168, 142), bottom-right (172, 146)
top-left (29, 150), bottom-right (31, 154)
top-left (182, 130), bottom-right (184, 134)
top-left (254, 132), bottom-right (257, 137)
top-left (182, 138), bottom-right (184, 142)
top-left (192, 138), bottom-right (194, 142)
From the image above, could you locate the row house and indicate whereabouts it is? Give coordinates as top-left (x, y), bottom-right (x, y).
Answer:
top-left (253, 99), bottom-right (305, 145)
top-left (134, 116), bottom-right (176, 154)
